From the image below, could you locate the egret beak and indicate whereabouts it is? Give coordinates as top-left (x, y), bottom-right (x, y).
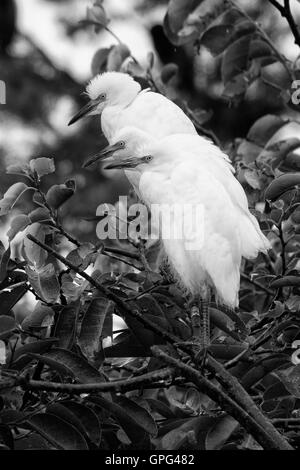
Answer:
top-left (68, 98), bottom-right (101, 126)
top-left (82, 142), bottom-right (125, 168)
top-left (104, 157), bottom-right (142, 170)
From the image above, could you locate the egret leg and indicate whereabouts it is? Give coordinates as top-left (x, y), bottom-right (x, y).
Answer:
top-left (200, 297), bottom-right (210, 349)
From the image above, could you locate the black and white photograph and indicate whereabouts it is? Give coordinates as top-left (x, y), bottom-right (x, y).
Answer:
top-left (0, 0), bottom-right (300, 454)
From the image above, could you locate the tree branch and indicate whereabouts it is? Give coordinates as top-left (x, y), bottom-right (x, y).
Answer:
top-left (26, 234), bottom-right (293, 450)
top-left (19, 367), bottom-right (174, 394)
top-left (268, 0), bottom-right (300, 47)
top-left (152, 346), bottom-right (293, 450)
top-left (241, 273), bottom-right (275, 295)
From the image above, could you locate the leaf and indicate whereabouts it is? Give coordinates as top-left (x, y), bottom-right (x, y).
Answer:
top-left (28, 207), bottom-right (51, 224)
top-left (210, 308), bottom-right (240, 341)
top-left (159, 416), bottom-right (211, 450)
top-left (146, 398), bottom-right (176, 419)
top-left (107, 44), bottom-right (131, 72)
top-left (276, 366), bottom-right (300, 398)
top-left (258, 138), bottom-right (300, 168)
top-left (0, 183), bottom-right (32, 217)
top-left (0, 284), bottom-right (27, 316)
top-left (14, 434), bottom-right (49, 450)
top-left (270, 276), bottom-right (300, 289)
top-left (61, 401), bottom-right (102, 446)
top-left (265, 173), bottom-right (300, 201)
top-left (161, 63), bottom-right (179, 84)
top-left (79, 297), bottom-right (114, 360)
top-left (0, 425), bottom-right (14, 450)
top-left (241, 355), bottom-right (290, 389)
top-left (25, 413), bottom-right (88, 450)
top-left (22, 302), bottom-right (54, 330)
top-left (46, 403), bottom-right (89, 444)
top-left (46, 184), bottom-right (75, 210)
top-left (54, 301), bottom-right (79, 349)
top-left (91, 47), bottom-right (111, 75)
top-left (205, 415), bottom-right (238, 450)
top-left (243, 168), bottom-right (262, 189)
top-left (201, 24), bottom-right (234, 56)
top-left (11, 338), bottom-right (58, 370)
top-left (89, 396), bottom-right (150, 444)
top-left (0, 316), bottom-right (16, 340)
top-left (31, 348), bottom-right (104, 383)
top-left (249, 39), bottom-right (273, 59)
top-left (237, 139), bottom-right (263, 164)
top-left (60, 272), bottom-right (87, 302)
top-left (6, 163), bottom-right (29, 177)
top-left (0, 245), bottom-right (11, 283)
top-left (38, 263), bottom-right (60, 303)
top-left (7, 214), bottom-right (31, 242)
top-left (29, 158), bottom-right (55, 178)
top-left (221, 35), bottom-right (252, 84)
top-left (247, 114), bottom-right (287, 147)
top-left (86, 2), bottom-right (109, 28)
top-left (66, 243), bottom-right (94, 270)
top-left (24, 223), bottom-right (48, 268)
top-left (163, 0), bottom-right (201, 45)
top-left (115, 396), bottom-right (157, 437)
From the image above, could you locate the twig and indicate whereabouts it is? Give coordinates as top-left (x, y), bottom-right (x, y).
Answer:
top-left (268, 0), bottom-right (300, 47)
top-left (152, 346), bottom-right (293, 450)
top-left (230, 0), bottom-right (294, 80)
top-left (182, 102), bottom-right (222, 147)
top-left (26, 234), bottom-right (181, 346)
top-left (278, 222), bottom-right (287, 275)
top-left (241, 272), bottom-right (275, 295)
top-left (19, 367), bottom-right (174, 394)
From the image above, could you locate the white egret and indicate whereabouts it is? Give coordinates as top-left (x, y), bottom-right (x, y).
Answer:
top-left (96, 127), bottom-right (271, 348)
top-left (68, 71), bottom-right (197, 191)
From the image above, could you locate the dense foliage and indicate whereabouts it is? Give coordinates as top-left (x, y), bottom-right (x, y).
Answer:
top-left (1, 0), bottom-right (300, 450)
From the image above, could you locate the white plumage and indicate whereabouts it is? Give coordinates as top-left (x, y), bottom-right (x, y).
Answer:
top-left (69, 72), bottom-right (197, 190)
top-left (102, 127), bottom-right (271, 309)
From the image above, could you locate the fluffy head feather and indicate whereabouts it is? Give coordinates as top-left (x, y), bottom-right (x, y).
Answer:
top-left (86, 72), bottom-right (141, 107)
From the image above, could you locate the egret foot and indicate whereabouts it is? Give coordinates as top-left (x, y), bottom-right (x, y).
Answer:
top-left (175, 298), bottom-right (211, 370)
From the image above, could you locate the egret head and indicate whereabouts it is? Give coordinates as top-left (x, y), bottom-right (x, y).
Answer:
top-left (68, 72), bottom-right (141, 125)
top-left (82, 126), bottom-right (154, 169)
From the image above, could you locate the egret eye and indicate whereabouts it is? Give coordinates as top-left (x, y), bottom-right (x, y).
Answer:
top-left (119, 141), bottom-right (126, 148)
top-left (145, 155), bottom-right (153, 162)
top-left (99, 93), bottom-right (106, 100)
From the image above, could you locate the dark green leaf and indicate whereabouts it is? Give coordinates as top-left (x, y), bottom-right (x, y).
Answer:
top-left (247, 114), bottom-right (287, 147)
top-left (26, 413), bottom-right (88, 450)
top-left (62, 401), bottom-right (102, 446)
top-left (115, 396), bottom-right (157, 437)
top-left (0, 183), bottom-right (33, 217)
top-left (205, 415), bottom-right (238, 450)
top-left (79, 297), bottom-right (114, 360)
top-left (29, 158), bottom-right (55, 178)
top-left (265, 173), bottom-right (300, 201)
top-left (7, 214), bottom-right (31, 242)
top-left (38, 263), bottom-right (60, 303)
top-left (54, 302), bottom-right (80, 349)
top-left (31, 348), bottom-right (105, 383)
top-left (221, 35), bottom-right (252, 84)
top-left (0, 316), bottom-right (16, 340)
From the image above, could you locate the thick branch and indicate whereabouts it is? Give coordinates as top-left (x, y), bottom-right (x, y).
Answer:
top-left (19, 367), bottom-right (174, 394)
top-left (206, 355), bottom-right (293, 450)
top-left (152, 346), bottom-right (292, 450)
